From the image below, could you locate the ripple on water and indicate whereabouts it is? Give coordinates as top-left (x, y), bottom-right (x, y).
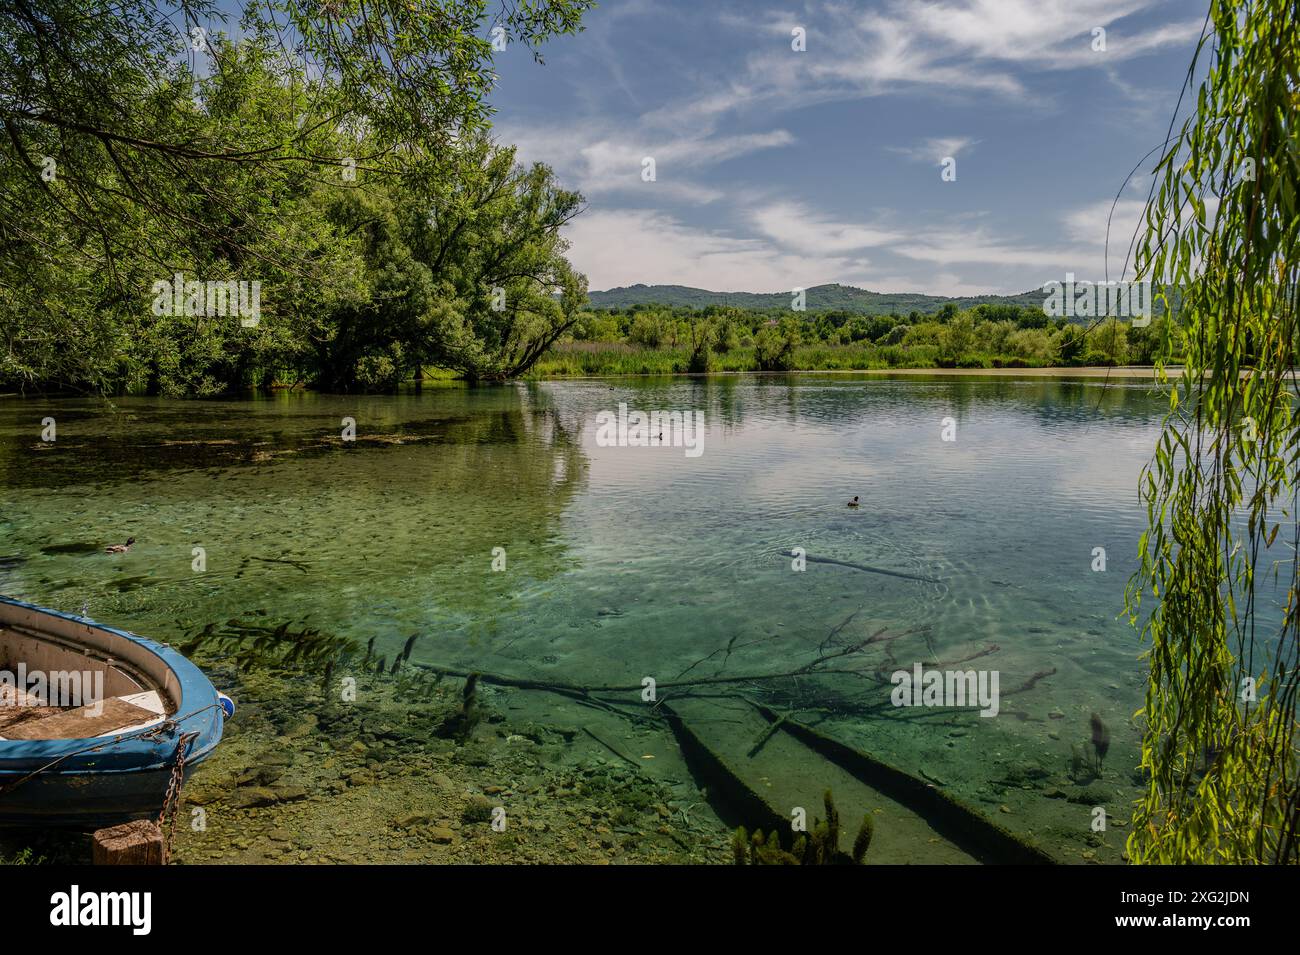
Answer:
top-left (1, 375), bottom-right (1226, 854)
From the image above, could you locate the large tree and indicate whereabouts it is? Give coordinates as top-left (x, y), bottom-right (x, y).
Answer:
top-left (0, 0), bottom-right (593, 393)
top-left (414, 138), bottom-right (587, 382)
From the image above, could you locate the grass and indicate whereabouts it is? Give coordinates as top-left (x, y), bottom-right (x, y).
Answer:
top-left (522, 341), bottom-right (1110, 378)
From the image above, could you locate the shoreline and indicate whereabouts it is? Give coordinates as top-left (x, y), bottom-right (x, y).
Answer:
top-left (527, 365), bottom-right (1173, 382)
top-left (0, 366), bottom-right (1175, 402)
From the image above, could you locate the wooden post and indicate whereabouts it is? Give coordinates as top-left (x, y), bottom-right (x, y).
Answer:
top-left (92, 819), bottom-right (165, 865)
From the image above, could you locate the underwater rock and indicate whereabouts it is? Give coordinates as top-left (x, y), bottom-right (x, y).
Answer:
top-left (462, 794), bottom-right (498, 823)
top-left (395, 814), bottom-right (434, 830)
top-left (228, 784), bottom-right (306, 809)
top-left (999, 764), bottom-right (1052, 788)
top-left (229, 787), bottom-right (277, 809)
top-left (236, 765), bottom-right (285, 787)
top-left (282, 715), bottom-right (318, 739)
top-left (1065, 783), bottom-right (1111, 805)
top-left (345, 769), bottom-right (376, 787)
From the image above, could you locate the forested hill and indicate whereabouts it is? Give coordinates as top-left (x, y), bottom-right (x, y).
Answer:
top-left (587, 283), bottom-right (1046, 315)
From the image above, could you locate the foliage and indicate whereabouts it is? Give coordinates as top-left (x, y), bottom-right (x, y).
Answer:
top-left (628, 311), bottom-right (670, 348)
top-left (731, 790), bottom-right (874, 865)
top-left (536, 303), bottom-right (1165, 377)
top-left (1125, 0), bottom-right (1300, 864)
top-left (0, 847), bottom-right (43, 865)
top-left (936, 314), bottom-right (976, 367)
top-left (413, 139), bottom-right (588, 383)
top-left (177, 618), bottom-right (360, 677)
top-left (753, 318), bottom-right (801, 371)
top-left (684, 317), bottom-right (717, 373)
top-left (0, 1), bottom-right (593, 394)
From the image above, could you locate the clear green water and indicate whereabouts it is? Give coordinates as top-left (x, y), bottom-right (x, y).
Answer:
top-left (0, 374), bottom-right (1174, 853)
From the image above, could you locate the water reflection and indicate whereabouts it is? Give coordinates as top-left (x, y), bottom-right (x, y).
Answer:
top-left (0, 374), bottom-right (1182, 854)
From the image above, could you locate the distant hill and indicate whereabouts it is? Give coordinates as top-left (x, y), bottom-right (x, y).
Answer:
top-left (587, 283), bottom-right (1046, 316)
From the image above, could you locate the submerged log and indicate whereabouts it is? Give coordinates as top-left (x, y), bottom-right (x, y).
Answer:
top-left (751, 702), bottom-right (1057, 864)
top-left (779, 550), bottom-right (942, 583)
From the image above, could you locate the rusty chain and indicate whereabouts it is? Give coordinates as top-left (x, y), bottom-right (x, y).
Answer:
top-left (157, 730), bottom-right (200, 862)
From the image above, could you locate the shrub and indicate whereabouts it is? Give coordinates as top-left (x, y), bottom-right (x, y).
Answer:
top-left (687, 345), bottom-right (715, 374)
top-left (355, 347), bottom-right (403, 392)
top-left (754, 320), bottom-right (800, 371)
top-left (880, 324), bottom-right (910, 346)
top-left (629, 312), bottom-right (669, 348)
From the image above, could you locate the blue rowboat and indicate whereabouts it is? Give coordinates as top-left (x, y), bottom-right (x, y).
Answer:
top-left (0, 595), bottom-right (229, 827)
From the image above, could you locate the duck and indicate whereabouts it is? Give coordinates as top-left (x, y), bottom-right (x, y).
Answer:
top-left (104, 537), bottom-right (135, 554)
top-left (846, 496), bottom-right (860, 508)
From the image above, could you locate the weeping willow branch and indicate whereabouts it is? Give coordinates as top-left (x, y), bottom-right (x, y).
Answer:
top-left (1125, 0), bottom-right (1300, 864)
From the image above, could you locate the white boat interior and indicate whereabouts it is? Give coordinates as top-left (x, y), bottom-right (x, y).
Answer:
top-left (0, 602), bottom-right (177, 742)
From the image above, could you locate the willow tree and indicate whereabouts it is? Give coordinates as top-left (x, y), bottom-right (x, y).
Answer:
top-left (0, 0), bottom-right (593, 392)
top-left (1126, 0), bottom-right (1299, 863)
top-left (416, 139), bottom-right (587, 382)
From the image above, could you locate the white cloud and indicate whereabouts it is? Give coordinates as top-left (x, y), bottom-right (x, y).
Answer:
top-left (564, 208), bottom-right (876, 292)
top-left (751, 201), bottom-right (903, 255)
top-left (888, 136), bottom-right (979, 165)
top-left (894, 227), bottom-right (1094, 270)
top-left (639, 1), bottom-right (1202, 131)
top-left (564, 203), bottom-right (1125, 297)
top-left (495, 1), bottom-right (1204, 295)
top-left (1063, 197), bottom-right (1148, 250)
top-left (894, 0), bottom-right (1202, 68)
top-left (500, 125), bottom-right (793, 203)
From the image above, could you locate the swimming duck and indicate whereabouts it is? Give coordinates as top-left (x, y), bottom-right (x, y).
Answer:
top-left (847, 496), bottom-right (860, 508)
top-left (104, 537), bottom-right (135, 554)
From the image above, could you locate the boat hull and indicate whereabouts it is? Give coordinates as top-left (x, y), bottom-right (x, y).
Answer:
top-left (0, 595), bottom-right (225, 828)
top-left (0, 765), bottom-right (200, 827)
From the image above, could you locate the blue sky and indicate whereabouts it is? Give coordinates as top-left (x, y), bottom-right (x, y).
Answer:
top-left (487, 0), bottom-right (1209, 295)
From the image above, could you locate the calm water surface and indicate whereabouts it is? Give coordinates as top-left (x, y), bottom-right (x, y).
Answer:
top-left (0, 374), bottom-right (1171, 846)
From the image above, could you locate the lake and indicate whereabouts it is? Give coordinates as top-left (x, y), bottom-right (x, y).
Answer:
top-left (0, 373), bottom-right (1171, 861)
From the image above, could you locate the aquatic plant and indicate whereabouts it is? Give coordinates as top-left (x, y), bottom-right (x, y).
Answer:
top-left (436, 673), bottom-right (482, 743)
top-left (1068, 744), bottom-right (1095, 784)
top-left (1124, 0), bottom-right (1300, 863)
top-left (393, 634), bottom-right (420, 673)
top-left (732, 790), bottom-right (874, 865)
top-left (1089, 713), bottom-right (1110, 775)
top-left (177, 619), bottom-right (360, 678)
top-left (852, 814), bottom-right (875, 863)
